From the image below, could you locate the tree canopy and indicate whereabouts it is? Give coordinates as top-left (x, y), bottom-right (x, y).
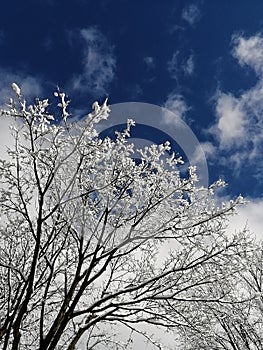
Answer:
top-left (0, 85), bottom-right (261, 350)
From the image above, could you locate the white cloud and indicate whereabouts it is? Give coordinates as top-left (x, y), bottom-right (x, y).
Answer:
top-left (167, 52), bottom-right (195, 79)
top-left (183, 54), bottom-right (194, 76)
top-left (210, 34), bottom-right (263, 169)
top-left (144, 56), bottom-right (155, 69)
top-left (0, 115), bottom-right (15, 162)
top-left (196, 141), bottom-right (217, 161)
top-left (71, 27), bottom-right (116, 96)
top-left (162, 92), bottom-right (190, 124)
top-left (0, 70), bottom-right (44, 166)
top-left (212, 83), bottom-right (263, 157)
top-left (182, 4), bottom-right (201, 26)
top-left (0, 69), bottom-right (43, 105)
top-left (228, 199), bottom-right (263, 240)
top-left (188, 142), bottom-right (217, 177)
top-left (167, 51), bottom-right (179, 80)
top-left (214, 93), bottom-right (247, 148)
top-left (0, 68), bottom-right (45, 170)
top-left (232, 34), bottom-right (263, 75)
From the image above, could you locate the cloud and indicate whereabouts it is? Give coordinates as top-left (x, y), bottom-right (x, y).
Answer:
top-left (70, 27), bottom-right (116, 96)
top-left (212, 84), bottom-right (263, 157)
top-left (167, 52), bottom-right (195, 79)
top-left (210, 34), bottom-right (263, 169)
top-left (227, 198), bottom-right (263, 240)
top-left (0, 115), bottom-right (15, 163)
top-left (194, 141), bottom-right (217, 163)
top-left (162, 92), bottom-right (190, 124)
top-left (182, 4), bottom-right (201, 26)
top-left (183, 54), bottom-right (194, 76)
top-left (0, 69), bottom-right (44, 165)
top-left (167, 51), bottom-right (179, 80)
top-left (0, 69), bottom-right (43, 105)
top-left (144, 56), bottom-right (155, 70)
top-left (214, 93), bottom-right (247, 148)
top-left (232, 34), bottom-right (263, 75)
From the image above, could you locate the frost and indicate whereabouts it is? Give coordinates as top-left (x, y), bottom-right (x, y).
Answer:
top-left (92, 101), bottom-right (100, 112)
top-left (11, 82), bottom-right (21, 97)
top-left (0, 84), bottom-right (255, 350)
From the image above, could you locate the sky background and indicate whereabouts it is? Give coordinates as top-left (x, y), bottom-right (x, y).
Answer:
top-left (0, 1), bottom-right (262, 237)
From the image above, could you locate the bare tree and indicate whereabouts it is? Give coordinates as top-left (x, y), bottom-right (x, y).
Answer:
top-left (0, 85), bottom-right (252, 349)
top-left (176, 238), bottom-right (263, 350)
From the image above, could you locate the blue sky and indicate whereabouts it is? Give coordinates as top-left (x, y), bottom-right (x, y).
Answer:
top-left (0, 0), bottom-right (263, 235)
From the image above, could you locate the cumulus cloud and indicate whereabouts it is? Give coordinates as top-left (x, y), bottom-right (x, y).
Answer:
top-left (162, 92), bottom-right (190, 124)
top-left (214, 93), bottom-right (247, 148)
top-left (232, 34), bottom-right (263, 75)
top-left (210, 34), bottom-right (263, 169)
top-left (212, 83), bottom-right (263, 158)
top-left (71, 27), bottom-right (116, 96)
top-left (182, 4), bottom-right (201, 26)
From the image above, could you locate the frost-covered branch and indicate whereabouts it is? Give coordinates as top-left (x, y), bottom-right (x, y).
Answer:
top-left (0, 84), bottom-right (258, 350)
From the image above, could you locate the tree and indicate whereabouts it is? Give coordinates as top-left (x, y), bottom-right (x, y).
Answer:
top-left (178, 240), bottom-right (263, 350)
top-left (0, 85), bottom-right (253, 349)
